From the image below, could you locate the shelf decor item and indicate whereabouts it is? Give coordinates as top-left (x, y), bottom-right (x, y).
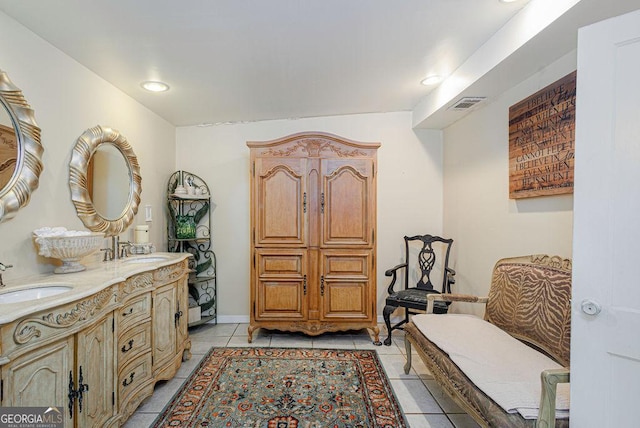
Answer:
top-left (176, 214), bottom-right (196, 239)
top-left (167, 170), bottom-right (217, 326)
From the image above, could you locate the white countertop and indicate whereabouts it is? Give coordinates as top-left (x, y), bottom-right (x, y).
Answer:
top-left (0, 252), bottom-right (190, 325)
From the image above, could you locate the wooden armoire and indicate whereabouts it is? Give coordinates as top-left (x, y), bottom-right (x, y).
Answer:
top-left (247, 132), bottom-right (381, 344)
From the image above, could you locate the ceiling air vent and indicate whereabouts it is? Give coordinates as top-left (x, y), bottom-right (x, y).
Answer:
top-left (448, 96), bottom-right (487, 111)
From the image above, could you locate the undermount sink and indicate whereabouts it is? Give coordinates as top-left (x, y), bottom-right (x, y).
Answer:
top-left (123, 255), bottom-right (171, 264)
top-left (0, 284), bottom-right (74, 304)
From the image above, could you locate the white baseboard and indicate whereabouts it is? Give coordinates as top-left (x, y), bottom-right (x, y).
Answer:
top-left (211, 315), bottom-right (399, 326)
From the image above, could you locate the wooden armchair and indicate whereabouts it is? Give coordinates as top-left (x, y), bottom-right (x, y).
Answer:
top-left (382, 234), bottom-right (455, 345)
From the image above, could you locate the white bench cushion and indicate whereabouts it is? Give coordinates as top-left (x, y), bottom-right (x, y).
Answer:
top-left (412, 313), bottom-right (570, 419)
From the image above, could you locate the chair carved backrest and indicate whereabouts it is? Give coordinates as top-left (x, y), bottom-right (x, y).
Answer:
top-left (403, 235), bottom-right (454, 293)
top-left (484, 254), bottom-right (572, 366)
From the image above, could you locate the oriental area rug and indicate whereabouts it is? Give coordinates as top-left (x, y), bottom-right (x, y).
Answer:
top-left (152, 347), bottom-right (408, 427)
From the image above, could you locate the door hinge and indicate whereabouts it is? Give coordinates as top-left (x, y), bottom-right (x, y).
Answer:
top-left (303, 192), bottom-right (307, 213)
top-left (253, 253), bottom-right (256, 268)
top-left (252, 161), bottom-right (255, 177)
top-left (372, 229), bottom-right (375, 244)
top-left (303, 275), bottom-right (307, 295)
top-left (320, 275), bottom-right (325, 296)
top-left (253, 227), bottom-right (255, 245)
top-left (320, 192), bottom-right (325, 213)
top-left (112, 391), bottom-right (115, 407)
top-left (112, 317), bottom-right (115, 333)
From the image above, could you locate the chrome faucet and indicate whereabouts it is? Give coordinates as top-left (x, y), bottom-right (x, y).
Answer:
top-left (118, 241), bottom-right (132, 258)
top-left (101, 236), bottom-right (131, 261)
top-left (101, 248), bottom-right (114, 262)
top-left (0, 262), bottom-right (13, 287)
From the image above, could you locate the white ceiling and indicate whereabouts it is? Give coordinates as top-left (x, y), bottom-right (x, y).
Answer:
top-left (0, 0), bottom-right (637, 128)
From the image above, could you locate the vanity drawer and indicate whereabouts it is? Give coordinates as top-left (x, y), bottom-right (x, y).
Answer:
top-left (118, 321), bottom-right (151, 369)
top-left (118, 351), bottom-right (153, 408)
top-left (118, 292), bottom-right (151, 332)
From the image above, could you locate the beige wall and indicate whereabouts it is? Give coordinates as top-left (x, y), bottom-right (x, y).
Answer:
top-left (0, 8), bottom-right (576, 325)
top-left (442, 51), bottom-right (576, 316)
top-left (0, 12), bottom-right (176, 279)
top-left (176, 112), bottom-right (444, 322)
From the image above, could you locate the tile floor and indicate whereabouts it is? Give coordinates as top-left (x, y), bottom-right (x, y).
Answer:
top-left (124, 323), bottom-right (481, 428)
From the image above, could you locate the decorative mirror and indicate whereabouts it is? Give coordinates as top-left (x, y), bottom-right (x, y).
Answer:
top-left (0, 69), bottom-right (43, 223)
top-left (69, 125), bottom-right (141, 236)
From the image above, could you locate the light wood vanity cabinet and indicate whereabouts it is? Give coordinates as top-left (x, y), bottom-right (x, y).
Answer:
top-left (0, 256), bottom-right (191, 427)
top-left (0, 285), bottom-right (119, 428)
top-left (247, 133), bottom-right (380, 342)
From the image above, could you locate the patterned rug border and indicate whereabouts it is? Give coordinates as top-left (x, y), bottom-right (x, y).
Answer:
top-left (152, 347), bottom-right (408, 427)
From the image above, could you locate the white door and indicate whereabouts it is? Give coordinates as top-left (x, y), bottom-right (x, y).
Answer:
top-left (572, 9), bottom-right (640, 427)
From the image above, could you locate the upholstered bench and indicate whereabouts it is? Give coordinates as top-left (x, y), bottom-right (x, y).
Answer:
top-left (403, 254), bottom-right (571, 428)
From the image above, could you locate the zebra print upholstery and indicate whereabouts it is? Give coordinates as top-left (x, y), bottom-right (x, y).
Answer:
top-left (485, 255), bottom-right (572, 367)
top-left (404, 254), bottom-right (572, 428)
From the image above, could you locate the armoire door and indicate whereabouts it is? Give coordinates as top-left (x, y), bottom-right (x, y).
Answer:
top-left (254, 249), bottom-right (308, 320)
top-left (253, 157), bottom-right (307, 247)
top-left (319, 249), bottom-right (373, 321)
top-left (320, 158), bottom-right (375, 248)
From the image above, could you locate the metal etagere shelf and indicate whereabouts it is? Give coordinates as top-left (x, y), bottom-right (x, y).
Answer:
top-left (167, 170), bottom-right (217, 327)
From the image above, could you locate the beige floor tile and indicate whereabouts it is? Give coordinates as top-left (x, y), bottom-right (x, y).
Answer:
top-left (448, 413), bottom-right (482, 428)
top-left (121, 411), bottom-right (158, 428)
top-left (405, 413), bottom-right (454, 428)
top-left (269, 336), bottom-right (314, 348)
top-left (424, 379), bottom-right (465, 413)
top-left (190, 322), bottom-right (237, 338)
top-left (378, 354), bottom-right (419, 379)
top-left (191, 336), bottom-right (230, 355)
top-left (136, 377), bottom-right (185, 413)
top-left (175, 353), bottom-right (207, 378)
top-left (407, 354), bottom-right (434, 380)
top-left (312, 334), bottom-right (356, 349)
top-left (390, 378), bottom-right (443, 414)
top-left (360, 342), bottom-right (405, 356)
top-left (228, 334), bottom-right (271, 347)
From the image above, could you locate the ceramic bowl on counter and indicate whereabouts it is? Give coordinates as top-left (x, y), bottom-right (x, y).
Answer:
top-left (33, 228), bottom-right (105, 273)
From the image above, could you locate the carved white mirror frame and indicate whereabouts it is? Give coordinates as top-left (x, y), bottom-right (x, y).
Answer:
top-left (69, 125), bottom-right (141, 236)
top-left (0, 69), bottom-right (43, 224)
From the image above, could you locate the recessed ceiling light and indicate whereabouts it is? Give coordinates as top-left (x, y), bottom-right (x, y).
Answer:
top-left (420, 75), bottom-right (442, 86)
top-left (141, 81), bottom-right (170, 92)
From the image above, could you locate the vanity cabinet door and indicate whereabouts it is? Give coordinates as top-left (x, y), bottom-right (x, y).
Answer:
top-left (75, 313), bottom-right (115, 428)
top-left (152, 282), bottom-right (177, 373)
top-left (176, 276), bottom-right (189, 358)
top-left (2, 337), bottom-right (74, 427)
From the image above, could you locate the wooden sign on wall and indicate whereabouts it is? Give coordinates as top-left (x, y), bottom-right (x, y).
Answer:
top-left (508, 71), bottom-right (576, 199)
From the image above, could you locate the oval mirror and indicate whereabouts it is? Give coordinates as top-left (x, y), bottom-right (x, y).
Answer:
top-left (0, 102), bottom-right (17, 191)
top-left (69, 125), bottom-right (141, 236)
top-left (89, 143), bottom-right (131, 219)
top-left (0, 69), bottom-right (43, 223)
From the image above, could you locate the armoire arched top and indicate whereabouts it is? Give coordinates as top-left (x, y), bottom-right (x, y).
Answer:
top-left (246, 132), bottom-right (381, 158)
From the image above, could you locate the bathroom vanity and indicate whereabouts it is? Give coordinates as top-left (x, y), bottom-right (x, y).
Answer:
top-left (0, 252), bottom-right (191, 427)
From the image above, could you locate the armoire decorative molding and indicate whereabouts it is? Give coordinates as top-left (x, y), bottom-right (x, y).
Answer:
top-left (247, 132), bottom-right (381, 344)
